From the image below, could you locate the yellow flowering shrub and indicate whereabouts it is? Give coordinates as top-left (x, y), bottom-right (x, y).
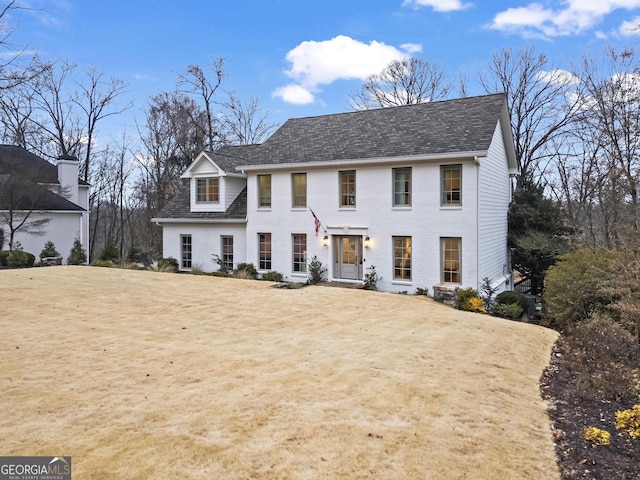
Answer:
top-left (616, 405), bottom-right (640, 439)
top-left (584, 427), bottom-right (611, 445)
top-left (467, 297), bottom-right (487, 314)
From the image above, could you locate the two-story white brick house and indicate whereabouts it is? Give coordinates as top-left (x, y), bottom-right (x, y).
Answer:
top-left (153, 93), bottom-right (517, 294)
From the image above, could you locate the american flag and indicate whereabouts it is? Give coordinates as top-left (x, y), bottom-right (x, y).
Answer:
top-left (310, 208), bottom-right (322, 237)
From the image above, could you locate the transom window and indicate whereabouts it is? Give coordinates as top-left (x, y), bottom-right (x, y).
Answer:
top-left (221, 235), bottom-right (233, 271)
top-left (393, 236), bottom-right (412, 280)
top-left (442, 237), bottom-right (461, 283)
top-left (258, 174), bottom-right (271, 207)
top-left (292, 173), bottom-right (307, 208)
top-left (180, 235), bottom-right (192, 269)
top-left (339, 170), bottom-right (356, 207)
top-left (441, 165), bottom-right (461, 206)
top-left (196, 178), bottom-right (219, 203)
top-left (393, 167), bottom-right (412, 206)
top-left (259, 233), bottom-right (272, 270)
top-left (292, 233), bottom-right (307, 273)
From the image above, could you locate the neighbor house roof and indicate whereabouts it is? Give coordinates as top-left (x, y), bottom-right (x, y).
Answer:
top-left (0, 144), bottom-right (86, 212)
top-left (0, 144), bottom-right (89, 186)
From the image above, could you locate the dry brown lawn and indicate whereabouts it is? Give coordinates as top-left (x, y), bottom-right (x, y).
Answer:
top-left (0, 267), bottom-right (560, 479)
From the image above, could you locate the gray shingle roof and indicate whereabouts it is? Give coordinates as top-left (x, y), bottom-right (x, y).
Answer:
top-left (155, 179), bottom-right (247, 220)
top-left (203, 144), bottom-right (261, 172)
top-left (0, 144), bottom-right (86, 211)
top-left (244, 93), bottom-right (506, 166)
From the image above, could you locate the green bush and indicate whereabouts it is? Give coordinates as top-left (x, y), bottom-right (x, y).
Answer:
top-left (364, 265), bottom-right (381, 291)
top-left (39, 241), bottom-right (60, 259)
top-left (7, 250), bottom-right (35, 267)
top-left (206, 271), bottom-right (229, 277)
top-left (232, 263), bottom-right (258, 279)
top-left (261, 271), bottom-right (284, 282)
top-left (458, 288), bottom-right (483, 312)
top-left (127, 245), bottom-right (155, 267)
top-left (156, 257), bottom-right (178, 273)
top-left (91, 259), bottom-right (114, 268)
top-left (545, 248), bottom-right (617, 330)
top-left (495, 291), bottom-right (527, 310)
top-left (494, 302), bottom-right (524, 319)
top-left (67, 238), bottom-right (87, 265)
top-left (100, 240), bottom-right (120, 262)
top-left (415, 287), bottom-right (429, 296)
top-left (0, 250), bottom-right (9, 266)
top-left (307, 256), bottom-right (327, 285)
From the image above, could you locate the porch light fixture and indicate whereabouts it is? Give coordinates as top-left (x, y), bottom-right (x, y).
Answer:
top-left (364, 235), bottom-right (371, 249)
top-left (322, 235), bottom-right (329, 247)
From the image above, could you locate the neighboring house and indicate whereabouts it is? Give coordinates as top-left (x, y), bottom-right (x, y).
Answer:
top-left (153, 93), bottom-right (518, 296)
top-left (0, 145), bottom-right (89, 263)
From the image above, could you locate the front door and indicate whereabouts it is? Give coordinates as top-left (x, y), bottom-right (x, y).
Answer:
top-left (334, 235), bottom-right (363, 280)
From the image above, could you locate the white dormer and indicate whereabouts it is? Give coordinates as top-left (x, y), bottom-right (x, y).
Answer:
top-left (181, 151), bottom-right (247, 213)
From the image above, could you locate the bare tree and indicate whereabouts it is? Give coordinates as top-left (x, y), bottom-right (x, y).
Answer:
top-left (560, 47), bottom-right (640, 249)
top-left (29, 61), bottom-right (129, 180)
top-left (349, 57), bottom-right (453, 110)
top-left (0, 164), bottom-right (51, 250)
top-left (0, 2), bottom-right (50, 91)
top-left (222, 93), bottom-right (279, 145)
top-left (479, 45), bottom-right (581, 188)
top-left (177, 56), bottom-right (227, 150)
top-left (135, 92), bottom-right (208, 253)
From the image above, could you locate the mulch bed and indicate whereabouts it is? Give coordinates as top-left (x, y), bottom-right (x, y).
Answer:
top-left (540, 340), bottom-right (640, 480)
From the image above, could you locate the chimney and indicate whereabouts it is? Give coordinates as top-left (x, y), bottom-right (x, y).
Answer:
top-left (57, 155), bottom-right (79, 205)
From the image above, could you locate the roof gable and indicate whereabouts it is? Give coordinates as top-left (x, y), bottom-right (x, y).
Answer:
top-left (182, 144), bottom-right (262, 178)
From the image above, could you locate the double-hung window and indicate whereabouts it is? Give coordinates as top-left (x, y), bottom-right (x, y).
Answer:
top-left (258, 233), bottom-right (272, 270)
top-left (339, 170), bottom-right (356, 207)
top-left (442, 237), bottom-right (461, 283)
top-left (221, 235), bottom-right (233, 271)
top-left (441, 165), bottom-right (461, 206)
top-left (180, 235), bottom-right (192, 269)
top-left (292, 173), bottom-right (307, 208)
top-left (393, 167), bottom-right (412, 206)
top-left (196, 178), bottom-right (219, 203)
top-left (292, 233), bottom-right (307, 273)
top-left (258, 174), bottom-right (271, 207)
top-left (393, 236), bottom-right (412, 281)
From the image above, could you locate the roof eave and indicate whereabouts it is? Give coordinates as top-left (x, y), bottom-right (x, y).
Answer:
top-left (236, 150), bottom-right (489, 173)
top-left (151, 217), bottom-right (247, 225)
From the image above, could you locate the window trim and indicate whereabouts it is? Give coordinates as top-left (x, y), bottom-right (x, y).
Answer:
top-left (258, 233), bottom-right (272, 271)
top-left (196, 177), bottom-right (220, 204)
top-left (257, 174), bottom-right (271, 208)
top-left (441, 164), bottom-right (462, 206)
top-left (392, 167), bottom-right (412, 207)
top-left (221, 235), bottom-right (234, 271)
top-left (339, 170), bottom-right (356, 207)
top-left (180, 234), bottom-right (192, 270)
top-left (291, 173), bottom-right (307, 208)
top-left (392, 235), bottom-right (412, 281)
top-left (292, 233), bottom-right (307, 273)
top-left (441, 237), bottom-right (461, 284)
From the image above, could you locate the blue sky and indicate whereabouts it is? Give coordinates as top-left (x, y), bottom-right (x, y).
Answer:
top-left (9, 0), bottom-right (640, 133)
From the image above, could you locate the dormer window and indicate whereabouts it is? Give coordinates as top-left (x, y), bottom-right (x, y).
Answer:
top-left (196, 178), bottom-right (219, 203)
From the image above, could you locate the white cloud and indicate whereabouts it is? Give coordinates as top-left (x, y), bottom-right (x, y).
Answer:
top-left (273, 35), bottom-right (420, 105)
top-left (536, 68), bottom-right (580, 86)
top-left (619, 16), bottom-right (640, 35)
top-left (272, 84), bottom-right (316, 105)
top-left (403, 0), bottom-right (472, 12)
top-left (488, 0), bottom-right (640, 38)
